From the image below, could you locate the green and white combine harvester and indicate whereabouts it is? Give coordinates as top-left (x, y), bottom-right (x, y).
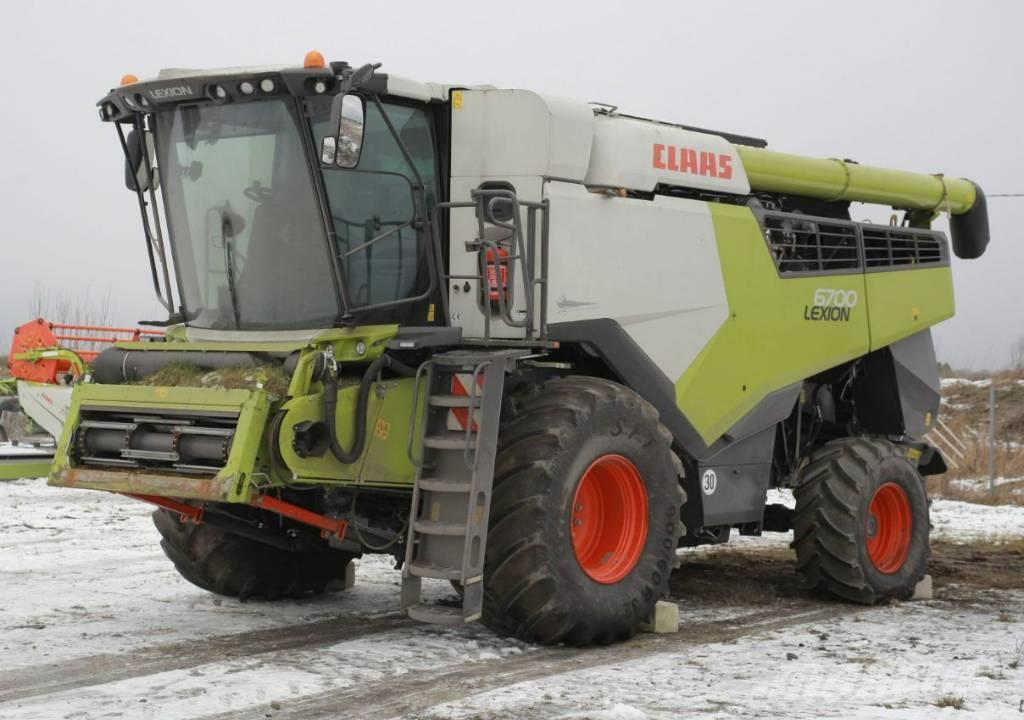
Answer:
top-left (30, 50), bottom-right (993, 644)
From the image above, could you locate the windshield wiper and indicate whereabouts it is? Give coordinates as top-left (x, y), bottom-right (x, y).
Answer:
top-left (221, 212), bottom-right (242, 329)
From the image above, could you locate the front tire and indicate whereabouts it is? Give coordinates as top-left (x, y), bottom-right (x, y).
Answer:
top-left (153, 509), bottom-right (355, 600)
top-left (792, 437), bottom-right (929, 604)
top-left (483, 376), bottom-right (684, 645)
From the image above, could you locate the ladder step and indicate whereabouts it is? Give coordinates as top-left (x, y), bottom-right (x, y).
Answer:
top-left (423, 433), bottom-right (476, 450)
top-left (418, 478), bottom-right (472, 493)
top-left (413, 519), bottom-right (467, 536)
top-left (407, 604), bottom-right (481, 625)
top-left (407, 560), bottom-right (463, 580)
top-left (428, 394), bottom-right (481, 408)
top-left (431, 354), bottom-right (490, 369)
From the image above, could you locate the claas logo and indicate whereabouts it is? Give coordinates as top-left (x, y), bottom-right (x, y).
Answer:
top-left (652, 144), bottom-right (733, 179)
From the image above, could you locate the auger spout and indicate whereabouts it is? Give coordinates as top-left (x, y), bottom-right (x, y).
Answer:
top-left (737, 146), bottom-right (989, 258)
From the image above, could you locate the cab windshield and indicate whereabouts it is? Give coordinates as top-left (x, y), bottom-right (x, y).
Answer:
top-left (156, 99), bottom-right (340, 330)
top-left (154, 96), bottom-right (439, 329)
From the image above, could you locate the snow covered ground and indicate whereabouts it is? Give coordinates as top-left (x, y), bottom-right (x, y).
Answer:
top-left (940, 377), bottom-right (994, 390)
top-left (761, 488), bottom-right (1024, 542)
top-left (1, 479), bottom-right (1023, 719)
top-left (0, 442), bottom-right (54, 457)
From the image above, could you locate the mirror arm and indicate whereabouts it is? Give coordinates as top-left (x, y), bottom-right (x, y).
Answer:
top-left (339, 62), bottom-right (382, 96)
top-left (115, 119), bottom-right (175, 314)
top-left (116, 121), bottom-right (163, 306)
top-left (145, 162), bottom-right (176, 314)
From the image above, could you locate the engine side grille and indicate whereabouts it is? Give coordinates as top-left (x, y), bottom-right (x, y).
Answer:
top-left (764, 214), bottom-right (861, 274)
top-left (862, 227), bottom-right (946, 269)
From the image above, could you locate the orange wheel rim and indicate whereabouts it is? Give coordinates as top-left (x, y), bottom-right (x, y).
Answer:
top-left (571, 454), bottom-right (648, 584)
top-left (866, 482), bottom-right (913, 574)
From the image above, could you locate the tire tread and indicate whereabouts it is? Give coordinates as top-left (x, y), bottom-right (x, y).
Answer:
top-left (482, 375), bottom-right (684, 645)
top-left (152, 509), bottom-right (354, 601)
top-left (791, 437), bottom-right (929, 604)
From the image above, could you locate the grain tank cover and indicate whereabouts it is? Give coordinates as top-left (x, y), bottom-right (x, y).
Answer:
top-left (449, 89), bottom-right (594, 182)
top-left (583, 114), bottom-right (750, 195)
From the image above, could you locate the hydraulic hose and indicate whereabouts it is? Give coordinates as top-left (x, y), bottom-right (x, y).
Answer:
top-left (324, 354), bottom-right (418, 465)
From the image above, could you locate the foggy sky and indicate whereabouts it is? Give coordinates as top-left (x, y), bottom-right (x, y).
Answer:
top-left (2, 0), bottom-right (1021, 370)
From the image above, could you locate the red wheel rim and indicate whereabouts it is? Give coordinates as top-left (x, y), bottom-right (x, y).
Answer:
top-left (571, 454), bottom-right (648, 584)
top-left (866, 482), bottom-right (913, 574)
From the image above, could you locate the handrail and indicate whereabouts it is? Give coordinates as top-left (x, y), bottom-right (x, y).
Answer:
top-left (406, 360), bottom-right (433, 468)
top-left (463, 361), bottom-right (489, 469)
top-left (433, 186), bottom-right (549, 341)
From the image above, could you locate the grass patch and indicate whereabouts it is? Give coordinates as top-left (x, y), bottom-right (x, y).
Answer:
top-left (134, 362), bottom-right (205, 387)
top-left (929, 538), bottom-right (1024, 592)
top-left (934, 695), bottom-right (965, 710)
top-left (0, 357), bottom-right (11, 395)
top-left (930, 369), bottom-right (1024, 506)
top-left (132, 363), bottom-right (291, 397)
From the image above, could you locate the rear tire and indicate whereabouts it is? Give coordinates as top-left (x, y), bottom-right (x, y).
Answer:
top-left (483, 376), bottom-right (684, 645)
top-left (792, 437), bottom-right (929, 604)
top-left (153, 509), bottom-right (355, 600)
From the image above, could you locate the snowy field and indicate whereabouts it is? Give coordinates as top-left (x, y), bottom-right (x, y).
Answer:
top-left (1, 479), bottom-right (1023, 719)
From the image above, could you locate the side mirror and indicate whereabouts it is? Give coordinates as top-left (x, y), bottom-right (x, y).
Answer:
top-left (124, 129), bottom-right (149, 192)
top-left (124, 129), bottom-right (158, 192)
top-left (320, 94), bottom-right (365, 169)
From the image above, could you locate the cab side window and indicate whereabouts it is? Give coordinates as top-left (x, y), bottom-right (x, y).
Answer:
top-left (317, 102), bottom-right (438, 307)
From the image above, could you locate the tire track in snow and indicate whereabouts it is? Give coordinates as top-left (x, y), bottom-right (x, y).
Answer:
top-left (206, 603), bottom-right (852, 720)
top-left (0, 613), bottom-right (414, 703)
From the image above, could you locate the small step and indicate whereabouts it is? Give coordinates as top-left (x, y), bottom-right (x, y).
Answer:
top-left (428, 394), bottom-right (481, 409)
top-left (407, 604), bottom-right (481, 625)
top-left (431, 353), bottom-right (492, 369)
top-left (413, 519), bottom-right (467, 536)
top-left (419, 478), bottom-right (472, 493)
top-left (407, 559), bottom-right (463, 580)
top-left (423, 433), bottom-right (476, 450)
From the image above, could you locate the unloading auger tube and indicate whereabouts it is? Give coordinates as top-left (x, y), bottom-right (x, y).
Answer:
top-left (737, 146), bottom-right (989, 258)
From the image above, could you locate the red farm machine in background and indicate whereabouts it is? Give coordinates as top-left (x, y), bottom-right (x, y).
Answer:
top-left (7, 318), bottom-right (163, 384)
top-left (1, 318), bottom-right (163, 479)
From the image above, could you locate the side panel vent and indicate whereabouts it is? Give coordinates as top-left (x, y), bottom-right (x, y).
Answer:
top-left (763, 214), bottom-right (860, 275)
top-left (862, 228), bottom-right (946, 269)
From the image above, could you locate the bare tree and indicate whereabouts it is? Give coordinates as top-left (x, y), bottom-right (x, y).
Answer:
top-left (30, 282), bottom-right (112, 327)
top-left (27, 282), bottom-right (114, 356)
top-left (1011, 335), bottom-right (1024, 371)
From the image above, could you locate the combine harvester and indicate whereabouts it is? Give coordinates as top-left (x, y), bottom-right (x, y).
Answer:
top-left (34, 51), bottom-right (989, 644)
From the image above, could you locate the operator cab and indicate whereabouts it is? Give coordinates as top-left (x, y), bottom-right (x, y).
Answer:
top-left (103, 54), bottom-right (445, 333)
